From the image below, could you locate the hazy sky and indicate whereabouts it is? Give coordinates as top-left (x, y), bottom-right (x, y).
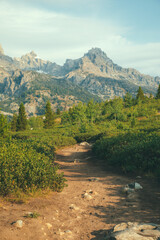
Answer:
top-left (0, 0), bottom-right (160, 76)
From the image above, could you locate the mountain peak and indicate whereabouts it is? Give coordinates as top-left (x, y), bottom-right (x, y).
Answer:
top-left (86, 47), bottom-right (105, 55)
top-left (26, 51), bottom-right (37, 58)
top-left (0, 44), bottom-right (4, 55)
top-left (84, 47), bottom-right (113, 67)
top-left (85, 47), bottom-right (109, 58)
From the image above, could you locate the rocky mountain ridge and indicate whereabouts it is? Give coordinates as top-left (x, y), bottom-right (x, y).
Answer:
top-left (0, 44), bottom-right (159, 114)
top-left (1, 45), bottom-right (159, 89)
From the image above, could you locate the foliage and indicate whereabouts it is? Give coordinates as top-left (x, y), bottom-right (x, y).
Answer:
top-left (92, 132), bottom-right (160, 176)
top-left (16, 103), bottom-right (27, 131)
top-left (0, 139), bottom-right (66, 196)
top-left (0, 114), bottom-right (8, 137)
top-left (56, 108), bottom-right (61, 115)
top-left (44, 101), bottom-right (55, 128)
top-left (25, 212), bottom-right (40, 218)
top-left (136, 86), bottom-right (145, 100)
top-left (1, 94), bottom-right (160, 198)
top-left (28, 116), bottom-right (44, 130)
top-left (11, 114), bottom-right (17, 132)
top-left (124, 92), bottom-right (133, 107)
top-left (156, 84), bottom-right (160, 99)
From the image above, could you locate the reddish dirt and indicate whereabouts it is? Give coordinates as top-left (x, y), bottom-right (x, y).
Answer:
top-left (0, 144), bottom-right (160, 240)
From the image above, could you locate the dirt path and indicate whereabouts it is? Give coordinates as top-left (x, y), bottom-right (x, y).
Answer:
top-left (0, 144), bottom-right (160, 240)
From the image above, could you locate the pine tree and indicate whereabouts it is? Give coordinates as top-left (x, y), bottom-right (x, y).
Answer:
top-left (16, 103), bottom-right (27, 131)
top-left (156, 84), bottom-right (160, 99)
top-left (44, 101), bottom-right (54, 128)
top-left (11, 114), bottom-right (17, 131)
top-left (136, 87), bottom-right (145, 100)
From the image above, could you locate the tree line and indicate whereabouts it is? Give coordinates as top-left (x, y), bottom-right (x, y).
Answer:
top-left (0, 84), bottom-right (160, 134)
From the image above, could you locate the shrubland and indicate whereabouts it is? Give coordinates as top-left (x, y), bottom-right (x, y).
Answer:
top-left (0, 87), bottom-right (160, 197)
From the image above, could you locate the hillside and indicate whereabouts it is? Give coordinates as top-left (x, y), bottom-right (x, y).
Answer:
top-left (0, 69), bottom-right (100, 115)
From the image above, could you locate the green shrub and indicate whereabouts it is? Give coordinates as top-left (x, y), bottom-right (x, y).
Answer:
top-left (93, 132), bottom-right (160, 176)
top-left (74, 129), bottom-right (102, 143)
top-left (0, 140), bottom-right (66, 196)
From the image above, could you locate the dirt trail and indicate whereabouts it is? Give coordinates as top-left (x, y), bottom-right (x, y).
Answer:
top-left (0, 144), bottom-right (160, 240)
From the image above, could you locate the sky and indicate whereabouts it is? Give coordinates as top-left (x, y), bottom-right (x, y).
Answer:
top-left (0, 0), bottom-right (160, 76)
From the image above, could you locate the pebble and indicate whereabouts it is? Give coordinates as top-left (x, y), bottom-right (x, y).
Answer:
top-left (83, 193), bottom-right (92, 200)
top-left (13, 220), bottom-right (24, 228)
top-left (65, 230), bottom-right (72, 234)
top-left (69, 204), bottom-right (80, 210)
top-left (80, 142), bottom-right (90, 146)
top-left (45, 223), bottom-right (52, 229)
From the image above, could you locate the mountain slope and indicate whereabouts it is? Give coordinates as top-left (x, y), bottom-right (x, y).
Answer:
top-left (0, 68), bottom-right (101, 115)
top-left (11, 47), bottom-right (160, 97)
top-left (64, 48), bottom-right (159, 97)
top-left (0, 45), bottom-right (160, 114)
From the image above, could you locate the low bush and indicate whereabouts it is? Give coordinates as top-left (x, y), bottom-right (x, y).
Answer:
top-left (0, 139), bottom-right (66, 196)
top-left (74, 130), bottom-right (102, 143)
top-left (93, 132), bottom-right (160, 177)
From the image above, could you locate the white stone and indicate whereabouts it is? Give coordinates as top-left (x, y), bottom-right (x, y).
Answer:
top-left (65, 230), bottom-right (72, 234)
top-left (134, 182), bottom-right (143, 190)
top-left (83, 193), bottom-right (92, 200)
top-left (45, 223), bottom-right (52, 229)
top-left (13, 220), bottom-right (24, 228)
top-left (69, 204), bottom-right (79, 210)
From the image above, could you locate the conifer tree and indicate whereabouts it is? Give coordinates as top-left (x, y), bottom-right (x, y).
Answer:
top-left (16, 103), bottom-right (27, 131)
top-left (44, 101), bottom-right (54, 128)
top-left (136, 87), bottom-right (145, 100)
top-left (11, 114), bottom-right (17, 131)
top-left (156, 84), bottom-right (160, 99)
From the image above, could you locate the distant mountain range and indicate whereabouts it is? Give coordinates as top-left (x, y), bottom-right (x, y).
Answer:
top-left (0, 44), bottom-right (159, 115)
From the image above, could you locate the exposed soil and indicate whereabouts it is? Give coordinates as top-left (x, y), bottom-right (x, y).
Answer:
top-left (0, 144), bottom-right (160, 240)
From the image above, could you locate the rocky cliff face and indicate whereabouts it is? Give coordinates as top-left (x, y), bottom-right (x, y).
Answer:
top-left (65, 48), bottom-right (160, 90)
top-left (2, 70), bottom-right (34, 96)
top-left (14, 51), bottom-right (63, 76)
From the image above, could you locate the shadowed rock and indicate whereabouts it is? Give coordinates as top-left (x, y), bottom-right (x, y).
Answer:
top-left (105, 222), bottom-right (160, 240)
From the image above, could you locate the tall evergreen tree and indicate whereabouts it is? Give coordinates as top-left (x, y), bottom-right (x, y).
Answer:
top-left (136, 87), bottom-right (145, 100)
top-left (44, 101), bottom-right (54, 128)
top-left (16, 103), bottom-right (27, 131)
top-left (11, 114), bottom-right (17, 131)
top-left (156, 84), bottom-right (160, 99)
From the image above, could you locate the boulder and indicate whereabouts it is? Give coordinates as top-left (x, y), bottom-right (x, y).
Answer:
top-left (105, 222), bottom-right (160, 240)
top-left (122, 182), bottom-right (143, 194)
